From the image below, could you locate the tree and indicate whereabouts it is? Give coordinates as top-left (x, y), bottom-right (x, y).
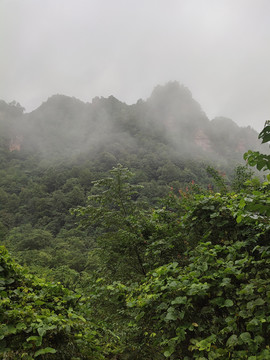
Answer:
top-left (244, 120), bottom-right (270, 176)
top-left (72, 164), bottom-right (148, 281)
top-left (125, 185), bottom-right (270, 359)
top-left (119, 123), bottom-right (270, 359)
top-left (0, 246), bottom-right (106, 359)
top-left (231, 164), bottom-right (254, 192)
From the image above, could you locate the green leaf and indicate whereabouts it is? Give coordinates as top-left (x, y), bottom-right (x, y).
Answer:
top-left (236, 214), bottom-right (243, 223)
top-left (165, 312), bottom-right (178, 321)
top-left (171, 296), bottom-right (187, 305)
top-left (254, 335), bottom-right (264, 345)
top-left (253, 298), bottom-right (265, 306)
top-left (247, 298), bottom-right (265, 309)
top-left (157, 302), bottom-right (168, 311)
top-left (239, 198), bottom-right (246, 209)
top-left (239, 332), bottom-right (251, 344)
top-left (35, 300), bottom-right (45, 306)
top-left (226, 334), bottom-right (238, 347)
top-left (37, 327), bottom-right (46, 337)
top-left (34, 347), bottom-right (57, 357)
top-left (165, 307), bottom-right (178, 321)
top-left (224, 299), bottom-right (234, 307)
top-left (16, 323), bottom-right (27, 331)
top-left (26, 336), bottom-right (42, 346)
top-left (164, 348), bottom-right (174, 357)
top-left (247, 318), bottom-right (259, 330)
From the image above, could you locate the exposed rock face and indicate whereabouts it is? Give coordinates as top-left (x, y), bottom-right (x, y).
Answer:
top-left (236, 140), bottom-right (246, 153)
top-left (0, 82), bottom-right (266, 163)
top-left (9, 136), bottom-right (23, 152)
top-left (195, 129), bottom-right (212, 151)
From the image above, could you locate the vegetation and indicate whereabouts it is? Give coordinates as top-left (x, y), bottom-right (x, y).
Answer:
top-left (0, 86), bottom-right (270, 358)
top-left (0, 246), bottom-right (114, 359)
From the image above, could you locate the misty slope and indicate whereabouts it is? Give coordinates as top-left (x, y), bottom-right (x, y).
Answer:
top-left (0, 82), bottom-right (268, 266)
top-left (0, 82), bottom-right (265, 166)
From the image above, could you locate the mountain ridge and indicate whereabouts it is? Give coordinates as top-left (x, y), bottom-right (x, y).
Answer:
top-left (0, 82), bottom-right (266, 166)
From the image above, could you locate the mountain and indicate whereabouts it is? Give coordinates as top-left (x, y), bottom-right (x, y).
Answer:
top-left (0, 81), bottom-right (266, 169)
top-left (0, 82), bottom-right (268, 259)
top-left (1, 85), bottom-right (270, 360)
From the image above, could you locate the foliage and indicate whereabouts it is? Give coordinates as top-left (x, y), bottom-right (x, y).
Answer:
top-left (0, 246), bottom-right (114, 359)
top-left (125, 189), bottom-right (270, 359)
top-left (231, 165), bottom-right (254, 192)
top-left (117, 122), bottom-right (270, 359)
top-left (1, 95), bottom-right (270, 359)
top-left (206, 166), bottom-right (228, 193)
top-left (72, 166), bottom-right (207, 281)
top-left (244, 120), bottom-right (270, 177)
top-left (72, 164), bottom-right (149, 280)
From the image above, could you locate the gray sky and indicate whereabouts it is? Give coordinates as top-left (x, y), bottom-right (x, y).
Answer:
top-left (0, 0), bottom-right (270, 131)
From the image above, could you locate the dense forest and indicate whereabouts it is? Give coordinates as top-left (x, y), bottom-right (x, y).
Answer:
top-left (0, 82), bottom-right (270, 359)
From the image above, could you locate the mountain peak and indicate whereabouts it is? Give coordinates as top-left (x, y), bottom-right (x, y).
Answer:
top-left (149, 81), bottom-right (192, 102)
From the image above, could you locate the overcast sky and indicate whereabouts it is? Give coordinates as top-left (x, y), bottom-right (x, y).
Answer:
top-left (0, 0), bottom-right (269, 131)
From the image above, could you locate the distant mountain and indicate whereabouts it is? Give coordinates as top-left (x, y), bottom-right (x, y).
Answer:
top-left (0, 82), bottom-right (266, 165)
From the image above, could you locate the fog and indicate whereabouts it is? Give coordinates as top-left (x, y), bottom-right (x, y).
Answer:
top-left (1, 0), bottom-right (270, 131)
top-left (2, 81), bottom-right (265, 174)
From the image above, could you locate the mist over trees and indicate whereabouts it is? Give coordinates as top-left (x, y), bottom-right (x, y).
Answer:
top-left (1, 82), bottom-right (270, 359)
top-left (0, 81), bottom-right (267, 238)
top-left (0, 82), bottom-right (264, 162)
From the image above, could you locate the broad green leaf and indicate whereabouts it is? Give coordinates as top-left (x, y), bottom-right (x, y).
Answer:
top-left (239, 332), bottom-right (251, 344)
top-left (34, 347), bottom-right (57, 357)
top-left (253, 298), bottom-right (265, 306)
top-left (225, 299), bottom-right (233, 307)
top-left (171, 296), bottom-right (187, 305)
top-left (165, 312), bottom-right (178, 321)
top-left (236, 214), bottom-right (242, 223)
top-left (226, 334), bottom-right (238, 347)
top-left (37, 327), bottom-right (46, 337)
top-left (239, 198), bottom-right (246, 209)
top-left (164, 348), bottom-right (174, 357)
top-left (26, 336), bottom-right (42, 346)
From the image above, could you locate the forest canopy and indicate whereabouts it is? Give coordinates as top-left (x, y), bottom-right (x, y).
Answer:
top-left (0, 85), bottom-right (270, 359)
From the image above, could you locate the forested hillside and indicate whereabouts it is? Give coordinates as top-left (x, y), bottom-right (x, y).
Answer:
top-left (0, 82), bottom-right (264, 162)
top-left (0, 83), bottom-right (267, 234)
top-left (0, 83), bottom-right (267, 274)
top-left (0, 83), bottom-right (270, 359)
